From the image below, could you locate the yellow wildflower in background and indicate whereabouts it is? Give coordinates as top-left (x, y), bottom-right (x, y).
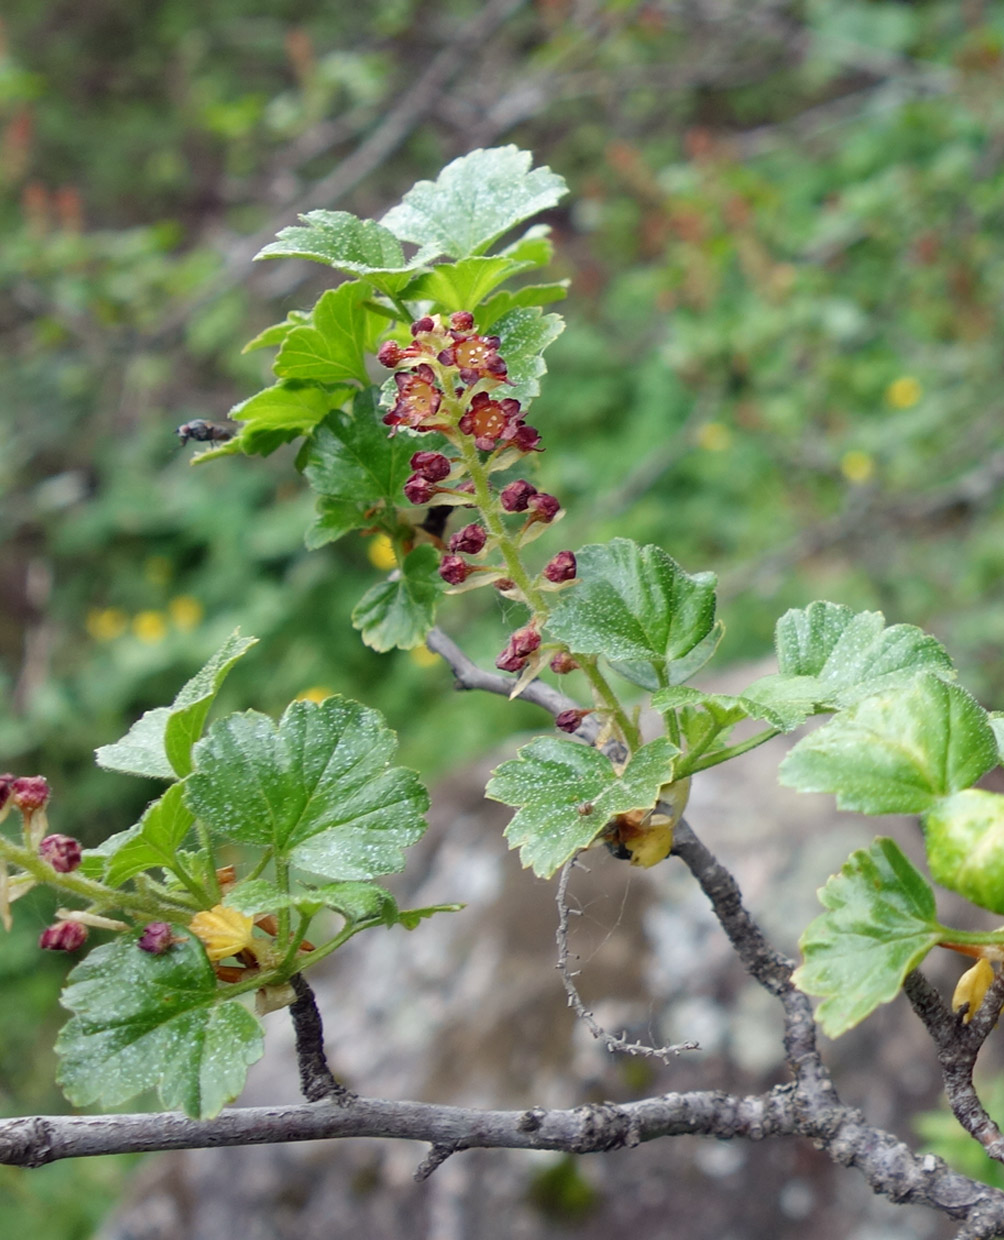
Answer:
top-left (132, 610), bottom-right (167, 643)
top-left (169, 595), bottom-right (203, 632)
top-left (695, 421), bottom-right (732, 452)
top-left (409, 644), bottom-right (440, 668)
top-left (368, 535), bottom-right (398, 571)
top-left (296, 686), bottom-right (335, 703)
top-left (86, 607), bottom-right (128, 642)
top-left (189, 905), bottom-right (254, 962)
top-left (885, 376), bottom-right (922, 409)
top-left (840, 450), bottom-right (875, 484)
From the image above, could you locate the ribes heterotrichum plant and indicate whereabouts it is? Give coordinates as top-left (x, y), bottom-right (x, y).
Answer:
top-left (7, 147), bottom-right (1004, 1121)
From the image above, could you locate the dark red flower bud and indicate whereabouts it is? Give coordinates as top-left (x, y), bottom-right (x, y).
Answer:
top-left (549, 651), bottom-right (579, 674)
top-left (438, 555), bottom-right (472, 585)
top-left (543, 551), bottom-right (577, 583)
top-left (499, 398), bottom-right (521, 420)
top-left (500, 479), bottom-right (538, 512)
top-left (485, 355), bottom-right (508, 377)
top-left (555, 709), bottom-right (590, 734)
top-left (511, 626), bottom-right (541, 658)
top-left (495, 645), bottom-right (527, 673)
top-left (509, 424), bottom-right (543, 453)
top-left (0, 774), bottom-right (13, 811)
top-left (39, 921), bottom-right (88, 952)
top-left (377, 340), bottom-right (403, 368)
top-left (410, 451), bottom-right (452, 482)
top-left (450, 311), bottom-right (475, 331)
top-left (138, 922), bottom-right (176, 955)
top-left (451, 480), bottom-right (476, 507)
top-left (39, 834), bottom-right (82, 873)
top-left (411, 316), bottom-right (435, 335)
top-left (527, 493), bottom-right (560, 523)
top-left (404, 474), bottom-right (437, 504)
top-left (11, 776), bottom-right (50, 814)
top-left (449, 523), bottom-right (487, 554)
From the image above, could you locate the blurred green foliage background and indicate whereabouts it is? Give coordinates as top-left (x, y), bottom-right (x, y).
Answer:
top-left (3, 1), bottom-right (1004, 1233)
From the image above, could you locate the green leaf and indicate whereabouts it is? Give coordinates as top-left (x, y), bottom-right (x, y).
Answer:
top-left (351, 544), bottom-right (444, 651)
top-left (477, 281), bottom-right (569, 331)
top-left (381, 146), bottom-right (567, 260)
top-left (300, 388), bottom-right (414, 547)
top-left (186, 696), bottom-right (429, 881)
top-left (486, 736), bottom-right (678, 878)
top-left (56, 934), bottom-right (264, 1119)
top-left (779, 675), bottom-right (999, 814)
top-left (498, 224), bottom-right (555, 267)
top-left (751, 601), bottom-right (957, 728)
top-left (396, 902), bottom-right (464, 930)
top-left (274, 282), bottom-right (378, 386)
top-left (546, 540), bottom-right (717, 677)
top-left (402, 256), bottom-right (532, 313)
top-left (299, 881), bottom-right (399, 925)
top-left (990, 712), bottom-right (1004, 762)
top-left (95, 708), bottom-right (175, 780)
top-left (228, 381), bottom-right (342, 453)
top-left (90, 782), bottom-right (195, 887)
top-left (254, 210), bottom-right (422, 296)
top-left (494, 306), bottom-right (565, 404)
top-left (241, 309), bottom-right (310, 353)
top-left (924, 789), bottom-right (1004, 914)
top-left (165, 631), bottom-right (258, 777)
top-left (793, 838), bottom-right (944, 1037)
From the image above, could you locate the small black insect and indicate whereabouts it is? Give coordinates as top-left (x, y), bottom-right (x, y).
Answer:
top-left (176, 420), bottom-right (236, 446)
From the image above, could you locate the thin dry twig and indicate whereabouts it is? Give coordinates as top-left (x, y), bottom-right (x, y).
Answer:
top-left (288, 973), bottom-right (355, 1105)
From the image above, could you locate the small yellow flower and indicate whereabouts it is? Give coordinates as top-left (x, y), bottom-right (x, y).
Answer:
top-left (368, 535), bottom-right (398, 571)
top-left (296, 685), bottom-right (335, 703)
top-left (696, 421), bottom-right (732, 452)
top-left (840, 450), bottom-right (875, 484)
top-left (952, 957), bottom-right (995, 1024)
top-left (885, 376), bottom-right (923, 409)
top-left (86, 607), bottom-right (128, 642)
top-left (168, 595), bottom-right (203, 632)
top-left (143, 555), bottom-right (173, 586)
top-left (409, 644), bottom-right (440, 668)
top-left (132, 610), bottom-right (168, 643)
top-left (189, 906), bottom-right (255, 962)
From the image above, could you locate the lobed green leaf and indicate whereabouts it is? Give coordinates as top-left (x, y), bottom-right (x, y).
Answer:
top-left (494, 306), bottom-right (565, 404)
top-left (924, 789), bottom-right (1004, 914)
top-left (793, 838), bottom-right (944, 1037)
top-left (351, 544), bottom-right (444, 651)
top-left (89, 782), bottom-right (195, 887)
top-left (274, 282), bottom-right (380, 387)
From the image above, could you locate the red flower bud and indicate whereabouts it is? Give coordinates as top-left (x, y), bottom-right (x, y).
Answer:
top-left (549, 651), bottom-right (579, 674)
top-left (500, 480), bottom-right (538, 512)
top-left (11, 776), bottom-right (50, 814)
top-left (138, 922), bottom-right (176, 955)
top-left (509, 424), bottom-right (543, 453)
top-left (450, 311), bottom-right (475, 331)
top-left (495, 645), bottom-right (527, 673)
top-left (377, 340), bottom-right (403, 368)
top-left (543, 551), bottom-right (577, 583)
top-left (40, 921), bottom-right (88, 952)
top-left (449, 523), bottom-right (487, 554)
top-left (410, 451), bottom-right (452, 481)
top-left (411, 316), bottom-right (435, 335)
top-left (0, 774), bottom-right (13, 811)
top-left (404, 474), bottom-right (437, 504)
top-left (511, 626), bottom-right (541, 658)
top-left (555, 709), bottom-right (590, 733)
top-left (39, 834), bottom-right (82, 873)
top-left (439, 555), bottom-right (472, 585)
top-left (527, 493), bottom-right (560, 523)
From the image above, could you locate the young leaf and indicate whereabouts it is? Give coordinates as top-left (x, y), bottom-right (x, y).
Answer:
top-left (186, 696), bottom-right (429, 881)
top-left (274, 282), bottom-right (379, 387)
top-left (300, 389), bottom-right (415, 547)
top-left (298, 881), bottom-right (399, 925)
top-left (545, 540), bottom-right (717, 677)
top-left (401, 256), bottom-right (532, 313)
top-left (486, 736), bottom-right (678, 878)
top-left (241, 309), bottom-right (311, 353)
top-left (89, 782), bottom-right (196, 887)
top-left (779, 675), bottom-right (999, 814)
top-left (165, 631), bottom-right (258, 777)
top-left (396, 902), bottom-right (464, 930)
top-left (228, 382), bottom-right (341, 448)
top-left (924, 789), bottom-right (1004, 914)
top-left (254, 210), bottom-right (422, 296)
top-left (793, 837), bottom-right (944, 1037)
top-left (351, 544), bottom-right (444, 651)
top-left (381, 146), bottom-right (567, 261)
top-left (494, 306), bottom-right (565, 404)
top-left (56, 934), bottom-right (264, 1120)
top-left (95, 708), bottom-right (175, 780)
top-left (477, 281), bottom-right (569, 331)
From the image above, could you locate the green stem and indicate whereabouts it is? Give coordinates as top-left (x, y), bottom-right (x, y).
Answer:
top-left (197, 824), bottom-right (222, 904)
top-left (576, 656), bottom-right (641, 752)
top-left (244, 850), bottom-right (273, 884)
top-left (664, 708), bottom-right (682, 749)
top-left (219, 918), bottom-right (373, 1000)
top-left (274, 857), bottom-right (291, 949)
top-left (681, 726), bottom-right (781, 776)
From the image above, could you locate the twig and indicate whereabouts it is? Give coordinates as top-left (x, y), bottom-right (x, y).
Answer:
top-left (414, 1142), bottom-right (460, 1181)
top-left (554, 855), bottom-right (698, 1063)
top-left (289, 974), bottom-right (355, 1105)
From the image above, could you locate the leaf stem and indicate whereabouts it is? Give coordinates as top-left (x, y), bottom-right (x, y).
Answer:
top-left (576, 656), bottom-right (641, 752)
top-left (682, 726), bottom-right (781, 775)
